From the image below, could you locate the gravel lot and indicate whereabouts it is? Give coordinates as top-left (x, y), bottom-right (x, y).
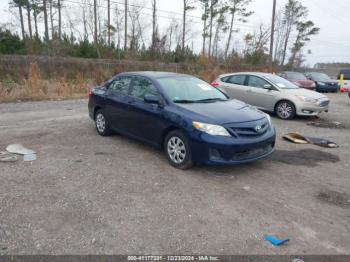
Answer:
top-left (0, 93), bottom-right (349, 255)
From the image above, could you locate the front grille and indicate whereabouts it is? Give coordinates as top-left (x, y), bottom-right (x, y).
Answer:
top-left (232, 144), bottom-right (273, 161)
top-left (319, 100), bottom-right (330, 107)
top-left (228, 120), bottom-right (269, 138)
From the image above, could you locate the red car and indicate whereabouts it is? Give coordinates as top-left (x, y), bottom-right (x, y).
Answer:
top-left (279, 71), bottom-right (316, 90)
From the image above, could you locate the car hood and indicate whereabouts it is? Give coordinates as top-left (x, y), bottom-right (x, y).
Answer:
top-left (317, 80), bottom-right (338, 85)
top-left (283, 88), bottom-right (328, 100)
top-left (176, 99), bottom-right (266, 124)
top-left (294, 80), bottom-right (315, 87)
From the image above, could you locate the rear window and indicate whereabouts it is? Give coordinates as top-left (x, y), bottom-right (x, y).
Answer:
top-left (228, 75), bottom-right (246, 85)
top-left (220, 76), bottom-right (230, 82)
top-left (286, 72), bottom-right (307, 81)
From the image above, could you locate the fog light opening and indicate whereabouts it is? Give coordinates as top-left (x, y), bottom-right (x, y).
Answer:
top-left (302, 110), bottom-right (314, 114)
top-left (209, 148), bottom-right (222, 161)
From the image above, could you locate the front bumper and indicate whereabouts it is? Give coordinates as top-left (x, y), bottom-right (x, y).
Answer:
top-left (316, 84), bottom-right (339, 92)
top-left (188, 126), bottom-right (276, 165)
top-left (296, 100), bottom-right (330, 116)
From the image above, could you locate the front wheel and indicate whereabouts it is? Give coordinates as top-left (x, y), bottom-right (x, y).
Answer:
top-left (164, 130), bottom-right (193, 170)
top-left (275, 101), bottom-right (296, 120)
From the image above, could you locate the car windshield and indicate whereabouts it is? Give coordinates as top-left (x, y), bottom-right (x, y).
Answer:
top-left (157, 76), bottom-right (228, 103)
top-left (310, 73), bottom-right (331, 81)
top-left (286, 72), bottom-right (307, 81)
top-left (264, 75), bottom-right (300, 89)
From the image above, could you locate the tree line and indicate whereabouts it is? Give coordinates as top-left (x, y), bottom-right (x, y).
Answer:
top-left (1, 0), bottom-right (319, 67)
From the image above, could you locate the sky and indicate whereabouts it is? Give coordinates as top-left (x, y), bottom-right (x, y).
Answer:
top-left (1, 0), bottom-right (350, 66)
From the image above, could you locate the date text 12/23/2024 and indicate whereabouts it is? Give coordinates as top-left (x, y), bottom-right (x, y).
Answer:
top-left (127, 256), bottom-right (219, 261)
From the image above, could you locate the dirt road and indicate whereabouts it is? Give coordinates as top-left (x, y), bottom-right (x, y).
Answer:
top-left (0, 94), bottom-right (349, 254)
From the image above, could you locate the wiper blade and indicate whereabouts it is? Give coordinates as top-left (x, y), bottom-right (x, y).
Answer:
top-left (173, 99), bottom-right (196, 103)
top-left (195, 98), bottom-right (228, 103)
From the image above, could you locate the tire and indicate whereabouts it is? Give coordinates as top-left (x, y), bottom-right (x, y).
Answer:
top-left (95, 109), bottom-right (112, 136)
top-left (275, 100), bottom-right (296, 120)
top-left (164, 130), bottom-right (193, 170)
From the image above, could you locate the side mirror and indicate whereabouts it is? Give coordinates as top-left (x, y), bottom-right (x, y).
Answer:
top-left (263, 84), bottom-right (273, 90)
top-left (144, 94), bottom-right (160, 104)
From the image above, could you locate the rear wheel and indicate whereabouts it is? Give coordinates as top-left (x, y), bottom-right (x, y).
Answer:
top-left (164, 130), bottom-right (193, 169)
top-left (95, 109), bottom-right (112, 136)
top-left (275, 101), bottom-right (296, 120)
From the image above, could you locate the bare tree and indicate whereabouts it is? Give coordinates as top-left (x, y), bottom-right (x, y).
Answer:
top-left (49, 0), bottom-right (55, 38)
top-left (114, 4), bottom-right (124, 50)
top-left (166, 18), bottom-right (178, 52)
top-left (208, 0), bottom-right (219, 57)
top-left (31, 0), bottom-right (41, 39)
top-left (224, 0), bottom-right (253, 58)
top-left (25, 0), bottom-right (33, 38)
top-left (43, 0), bottom-right (49, 41)
top-left (289, 20), bottom-right (319, 67)
top-left (242, 25), bottom-right (270, 64)
top-left (182, 0), bottom-right (195, 51)
top-left (151, 0), bottom-right (157, 52)
top-left (128, 3), bottom-right (145, 52)
top-left (124, 0), bottom-right (128, 50)
top-left (199, 0), bottom-right (209, 55)
top-left (58, 0), bottom-right (61, 39)
top-left (273, 10), bottom-right (285, 63)
top-left (212, 6), bottom-right (229, 57)
top-left (12, 0), bottom-right (26, 39)
top-left (280, 0), bottom-right (307, 65)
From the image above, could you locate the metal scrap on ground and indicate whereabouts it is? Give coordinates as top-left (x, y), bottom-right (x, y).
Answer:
top-left (0, 151), bottom-right (18, 163)
top-left (283, 133), bottom-right (339, 148)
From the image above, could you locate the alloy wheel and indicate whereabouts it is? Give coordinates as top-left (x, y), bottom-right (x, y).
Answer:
top-left (167, 136), bottom-right (186, 164)
top-left (96, 113), bottom-right (106, 133)
top-left (277, 102), bottom-right (293, 119)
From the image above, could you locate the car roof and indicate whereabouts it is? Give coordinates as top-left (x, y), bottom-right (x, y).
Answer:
top-left (118, 71), bottom-right (191, 79)
top-left (282, 71), bottom-right (304, 74)
top-left (305, 72), bottom-right (325, 75)
top-left (218, 72), bottom-right (275, 78)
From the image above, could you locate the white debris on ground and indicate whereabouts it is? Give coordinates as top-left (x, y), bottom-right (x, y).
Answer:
top-left (5, 144), bottom-right (37, 162)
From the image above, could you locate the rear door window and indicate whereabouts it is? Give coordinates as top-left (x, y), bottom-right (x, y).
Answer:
top-left (130, 76), bottom-right (159, 100)
top-left (108, 76), bottom-right (131, 95)
top-left (228, 75), bottom-right (246, 85)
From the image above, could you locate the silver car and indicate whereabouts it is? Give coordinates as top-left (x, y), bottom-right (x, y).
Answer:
top-left (214, 72), bottom-right (330, 120)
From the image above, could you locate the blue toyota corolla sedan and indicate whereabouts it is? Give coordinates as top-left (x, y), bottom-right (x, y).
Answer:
top-left (88, 72), bottom-right (276, 169)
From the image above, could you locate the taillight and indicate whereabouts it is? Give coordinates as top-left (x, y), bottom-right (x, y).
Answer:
top-left (88, 90), bottom-right (93, 97)
top-left (211, 81), bottom-right (219, 88)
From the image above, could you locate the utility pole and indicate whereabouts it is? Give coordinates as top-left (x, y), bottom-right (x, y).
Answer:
top-left (108, 0), bottom-right (110, 46)
top-left (94, 0), bottom-right (97, 45)
top-left (269, 0), bottom-right (277, 73)
top-left (124, 0), bottom-right (128, 51)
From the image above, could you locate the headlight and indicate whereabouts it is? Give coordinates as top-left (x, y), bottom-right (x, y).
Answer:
top-left (193, 121), bottom-right (231, 137)
top-left (265, 113), bottom-right (272, 126)
top-left (317, 82), bottom-right (326, 86)
top-left (296, 95), bottom-right (317, 103)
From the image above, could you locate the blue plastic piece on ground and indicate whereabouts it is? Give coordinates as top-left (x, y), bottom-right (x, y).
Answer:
top-left (264, 235), bottom-right (290, 246)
